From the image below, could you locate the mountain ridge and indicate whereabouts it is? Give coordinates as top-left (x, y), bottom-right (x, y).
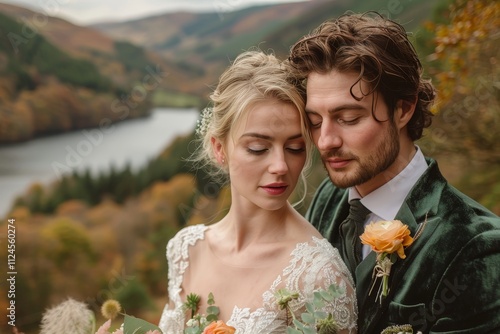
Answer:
top-left (0, 0), bottom-right (438, 144)
top-left (92, 0), bottom-right (437, 98)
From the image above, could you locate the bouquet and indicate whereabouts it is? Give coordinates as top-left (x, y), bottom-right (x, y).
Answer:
top-left (182, 293), bottom-right (235, 334)
top-left (275, 283), bottom-right (343, 334)
top-left (36, 295), bottom-right (234, 334)
top-left (95, 293), bottom-right (235, 334)
top-left (95, 299), bottom-right (161, 334)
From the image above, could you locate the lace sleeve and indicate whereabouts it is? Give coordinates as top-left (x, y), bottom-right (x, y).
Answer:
top-left (276, 237), bottom-right (358, 333)
top-left (313, 238), bottom-right (357, 333)
top-left (158, 225), bottom-right (207, 334)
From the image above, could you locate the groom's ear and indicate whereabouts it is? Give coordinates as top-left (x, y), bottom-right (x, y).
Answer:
top-left (394, 98), bottom-right (416, 130)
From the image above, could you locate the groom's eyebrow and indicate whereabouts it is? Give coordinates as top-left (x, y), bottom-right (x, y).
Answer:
top-left (305, 103), bottom-right (366, 115)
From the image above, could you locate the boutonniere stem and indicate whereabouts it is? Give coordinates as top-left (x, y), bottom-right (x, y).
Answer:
top-left (360, 220), bottom-right (414, 304)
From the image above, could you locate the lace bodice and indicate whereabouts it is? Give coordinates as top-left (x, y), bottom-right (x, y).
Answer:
top-left (159, 225), bottom-right (357, 333)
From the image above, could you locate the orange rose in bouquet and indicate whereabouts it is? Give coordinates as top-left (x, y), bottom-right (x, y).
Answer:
top-left (202, 320), bottom-right (236, 334)
top-left (360, 220), bottom-right (414, 303)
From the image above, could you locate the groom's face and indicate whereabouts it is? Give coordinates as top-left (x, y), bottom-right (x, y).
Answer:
top-left (305, 70), bottom-right (400, 194)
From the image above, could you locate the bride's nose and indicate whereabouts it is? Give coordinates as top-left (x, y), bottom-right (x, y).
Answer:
top-left (268, 150), bottom-right (288, 175)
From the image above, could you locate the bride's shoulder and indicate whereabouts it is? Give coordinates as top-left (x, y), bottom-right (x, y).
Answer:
top-left (297, 233), bottom-right (338, 254)
top-left (175, 224), bottom-right (208, 238)
top-left (292, 234), bottom-right (345, 269)
top-left (167, 224), bottom-right (208, 249)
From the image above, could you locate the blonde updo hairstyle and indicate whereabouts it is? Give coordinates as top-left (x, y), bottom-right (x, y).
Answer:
top-left (195, 50), bottom-right (312, 189)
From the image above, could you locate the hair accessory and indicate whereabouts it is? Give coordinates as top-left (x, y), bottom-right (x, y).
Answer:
top-left (195, 107), bottom-right (213, 136)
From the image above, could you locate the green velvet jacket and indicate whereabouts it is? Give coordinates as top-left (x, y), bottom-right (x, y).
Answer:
top-left (306, 158), bottom-right (500, 333)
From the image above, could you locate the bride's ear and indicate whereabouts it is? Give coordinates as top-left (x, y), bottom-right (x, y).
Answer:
top-left (211, 137), bottom-right (226, 165)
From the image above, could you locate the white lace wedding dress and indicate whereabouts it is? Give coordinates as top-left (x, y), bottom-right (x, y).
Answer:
top-left (159, 225), bottom-right (357, 333)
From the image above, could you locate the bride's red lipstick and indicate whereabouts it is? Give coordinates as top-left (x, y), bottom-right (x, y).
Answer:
top-left (261, 182), bottom-right (288, 195)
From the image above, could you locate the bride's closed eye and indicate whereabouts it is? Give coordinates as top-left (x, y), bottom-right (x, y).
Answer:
top-left (247, 146), bottom-right (267, 155)
top-left (286, 145), bottom-right (306, 154)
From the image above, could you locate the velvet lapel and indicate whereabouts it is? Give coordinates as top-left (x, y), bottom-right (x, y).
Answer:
top-left (321, 190), bottom-right (350, 251)
top-left (354, 204), bottom-right (420, 333)
top-left (355, 158), bottom-right (445, 333)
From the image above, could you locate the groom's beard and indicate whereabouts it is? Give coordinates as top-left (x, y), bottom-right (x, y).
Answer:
top-left (321, 122), bottom-right (400, 189)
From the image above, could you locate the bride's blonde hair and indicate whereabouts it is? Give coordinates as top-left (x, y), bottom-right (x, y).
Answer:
top-left (193, 50), bottom-right (312, 201)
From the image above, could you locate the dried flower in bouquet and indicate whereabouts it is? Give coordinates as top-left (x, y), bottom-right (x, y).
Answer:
top-left (40, 298), bottom-right (95, 334)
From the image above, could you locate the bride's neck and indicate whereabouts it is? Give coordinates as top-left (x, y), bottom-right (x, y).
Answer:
top-left (215, 204), bottom-right (291, 252)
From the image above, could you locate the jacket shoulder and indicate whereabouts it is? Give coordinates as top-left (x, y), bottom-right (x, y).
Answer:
top-left (305, 178), bottom-right (349, 238)
top-left (306, 178), bottom-right (346, 219)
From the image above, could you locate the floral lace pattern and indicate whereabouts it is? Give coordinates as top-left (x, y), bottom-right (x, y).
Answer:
top-left (159, 225), bottom-right (357, 333)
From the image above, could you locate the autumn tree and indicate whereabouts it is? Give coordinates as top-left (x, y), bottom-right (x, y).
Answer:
top-left (420, 0), bottom-right (500, 213)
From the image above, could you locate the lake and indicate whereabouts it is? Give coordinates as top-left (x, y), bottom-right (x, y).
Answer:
top-left (0, 108), bottom-right (200, 218)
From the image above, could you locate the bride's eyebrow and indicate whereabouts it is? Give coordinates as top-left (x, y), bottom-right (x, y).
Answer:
top-left (241, 133), bottom-right (303, 141)
top-left (241, 133), bottom-right (272, 140)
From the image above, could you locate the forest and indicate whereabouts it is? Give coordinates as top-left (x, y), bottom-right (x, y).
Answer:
top-left (0, 7), bottom-right (192, 144)
top-left (0, 0), bottom-right (498, 333)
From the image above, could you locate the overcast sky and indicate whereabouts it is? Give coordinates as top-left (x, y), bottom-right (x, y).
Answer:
top-left (1, 0), bottom-right (306, 25)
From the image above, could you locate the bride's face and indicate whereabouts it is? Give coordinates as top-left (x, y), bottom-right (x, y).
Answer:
top-left (221, 99), bottom-right (306, 211)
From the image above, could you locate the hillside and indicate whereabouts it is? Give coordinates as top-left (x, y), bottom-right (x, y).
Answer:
top-left (0, 3), bottom-right (194, 91)
top-left (0, 1), bottom-right (498, 332)
top-left (93, 0), bottom-right (437, 98)
top-left (0, 3), bottom-right (200, 143)
top-left (0, 0), bottom-right (439, 131)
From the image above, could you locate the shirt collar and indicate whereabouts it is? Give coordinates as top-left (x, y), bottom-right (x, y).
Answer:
top-left (348, 146), bottom-right (428, 220)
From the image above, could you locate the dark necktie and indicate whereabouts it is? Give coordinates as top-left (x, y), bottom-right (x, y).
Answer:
top-left (340, 199), bottom-right (371, 275)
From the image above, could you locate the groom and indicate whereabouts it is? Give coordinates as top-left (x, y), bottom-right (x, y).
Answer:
top-left (288, 12), bottom-right (500, 333)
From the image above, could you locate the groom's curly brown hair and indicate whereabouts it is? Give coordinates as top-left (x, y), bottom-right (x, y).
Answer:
top-left (288, 12), bottom-right (436, 141)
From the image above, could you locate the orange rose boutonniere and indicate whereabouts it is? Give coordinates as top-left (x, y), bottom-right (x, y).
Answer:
top-left (202, 320), bottom-right (236, 334)
top-left (360, 220), bottom-right (414, 303)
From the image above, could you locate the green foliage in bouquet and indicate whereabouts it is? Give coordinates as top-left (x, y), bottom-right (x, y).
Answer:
top-left (276, 284), bottom-right (344, 334)
top-left (381, 324), bottom-right (422, 334)
top-left (183, 292), bottom-right (220, 334)
top-left (123, 315), bottom-right (162, 334)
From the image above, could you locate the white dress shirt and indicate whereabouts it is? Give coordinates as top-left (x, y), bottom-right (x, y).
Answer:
top-left (348, 146), bottom-right (429, 259)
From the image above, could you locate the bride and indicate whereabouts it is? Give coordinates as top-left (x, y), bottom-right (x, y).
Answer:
top-left (159, 51), bottom-right (357, 333)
